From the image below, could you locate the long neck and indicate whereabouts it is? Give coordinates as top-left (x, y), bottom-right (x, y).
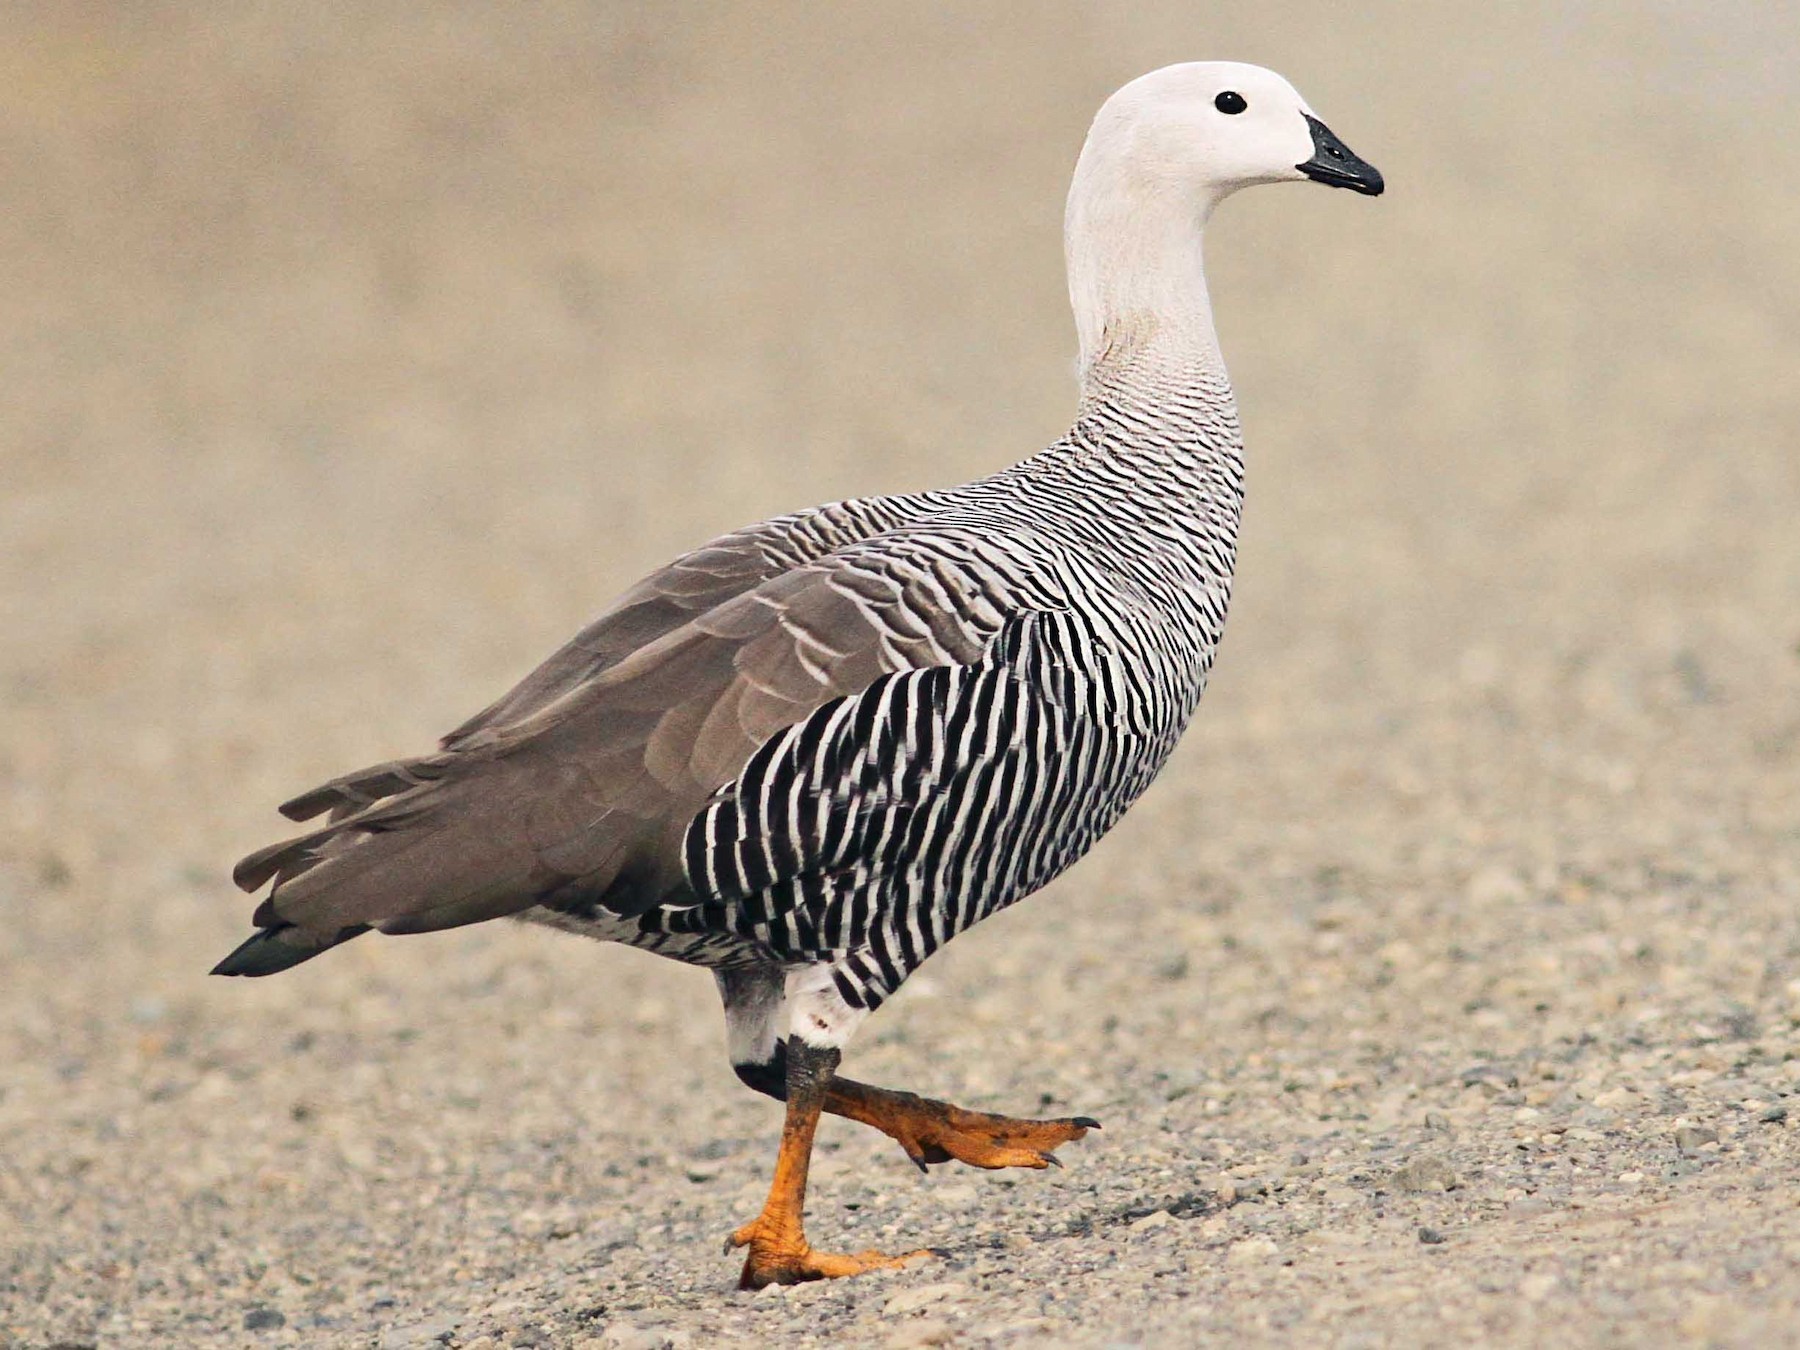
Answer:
top-left (1064, 167), bottom-right (1231, 415)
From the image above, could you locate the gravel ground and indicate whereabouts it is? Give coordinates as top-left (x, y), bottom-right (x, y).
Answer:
top-left (5, 5), bottom-right (1800, 1348)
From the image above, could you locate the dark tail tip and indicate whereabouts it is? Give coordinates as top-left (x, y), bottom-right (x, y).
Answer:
top-left (210, 923), bottom-right (369, 977)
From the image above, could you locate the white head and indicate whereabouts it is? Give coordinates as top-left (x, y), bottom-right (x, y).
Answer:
top-left (1066, 62), bottom-right (1381, 384)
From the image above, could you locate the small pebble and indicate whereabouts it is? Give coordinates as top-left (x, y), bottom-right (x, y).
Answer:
top-left (514, 1207), bottom-right (583, 1240)
top-left (1519, 1273), bottom-right (1560, 1302)
top-left (1418, 1226), bottom-right (1446, 1245)
top-left (1388, 1156), bottom-right (1460, 1193)
top-left (379, 1314), bottom-right (462, 1348)
top-left (243, 1307), bottom-right (285, 1331)
top-left (883, 1283), bottom-right (967, 1318)
top-left (1226, 1236), bottom-right (1280, 1266)
top-left (1674, 1125), bottom-right (1719, 1154)
top-left (600, 1324), bottom-right (671, 1350)
top-left (885, 1319), bottom-right (956, 1349)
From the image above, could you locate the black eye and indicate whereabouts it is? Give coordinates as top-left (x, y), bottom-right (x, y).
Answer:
top-left (1215, 90), bottom-right (1247, 115)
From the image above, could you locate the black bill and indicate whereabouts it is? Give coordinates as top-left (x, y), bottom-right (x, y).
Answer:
top-left (1298, 113), bottom-right (1384, 196)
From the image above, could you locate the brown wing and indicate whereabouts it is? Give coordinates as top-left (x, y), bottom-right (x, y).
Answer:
top-left (216, 549), bottom-right (1000, 975)
top-left (273, 522), bottom-right (834, 826)
top-left (442, 528), bottom-right (820, 748)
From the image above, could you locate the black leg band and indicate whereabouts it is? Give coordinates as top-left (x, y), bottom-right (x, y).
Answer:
top-left (734, 1046), bottom-right (788, 1101)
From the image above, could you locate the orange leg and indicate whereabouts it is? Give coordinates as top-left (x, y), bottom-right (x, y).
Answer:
top-left (728, 1040), bottom-right (935, 1289)
top-left (825, 1079), bottom-right (1099, 1172)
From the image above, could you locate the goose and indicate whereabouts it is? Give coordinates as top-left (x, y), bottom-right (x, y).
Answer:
top-left (216, 61), bottom-right (1382, 1288)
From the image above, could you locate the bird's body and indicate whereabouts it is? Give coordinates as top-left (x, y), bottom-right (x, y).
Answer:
top-left (537, 367), bottom-right (1243, 1013)
top-left (215, 61), bottom-right (1382, 1288)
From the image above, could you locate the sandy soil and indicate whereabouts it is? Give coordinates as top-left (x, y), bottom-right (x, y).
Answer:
top-left (4, 4), bottom-right (1800, 1347)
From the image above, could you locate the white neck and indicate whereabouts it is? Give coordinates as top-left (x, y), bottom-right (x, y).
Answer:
top-left (1064, 154), bottom-right (1228, 404)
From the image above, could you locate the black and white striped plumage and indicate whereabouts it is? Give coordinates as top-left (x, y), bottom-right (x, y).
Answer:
top-left (649, 386), bottom-right (1243, 1016)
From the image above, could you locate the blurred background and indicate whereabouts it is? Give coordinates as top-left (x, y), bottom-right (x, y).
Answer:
top-left (3, 3), bottom-right (1799, 1346)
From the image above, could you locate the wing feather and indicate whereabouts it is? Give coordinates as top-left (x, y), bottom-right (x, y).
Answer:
top-left (221, 540), bottom-right (1011, 971)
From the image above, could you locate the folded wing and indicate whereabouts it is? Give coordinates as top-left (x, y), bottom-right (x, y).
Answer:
top-left (216, 530), bottom-right (1005, 975)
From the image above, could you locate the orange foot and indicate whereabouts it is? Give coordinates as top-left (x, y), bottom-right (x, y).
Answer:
top-left (728, 1217), bottom-right (934, 1289)
top-left (830, 1082), bottom-right (1100, 1171)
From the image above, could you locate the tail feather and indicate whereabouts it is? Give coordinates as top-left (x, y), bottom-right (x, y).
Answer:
top-left (217, 755), bottom-right (626, 976)
top-left (214, 634), bottom-right (708, 978)
top-left (233, 783), bottom-right (446, 894)
top-left (210, 923), bottom-right (371, 977)
top-left (279, 755), bottom-right (451, 823)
